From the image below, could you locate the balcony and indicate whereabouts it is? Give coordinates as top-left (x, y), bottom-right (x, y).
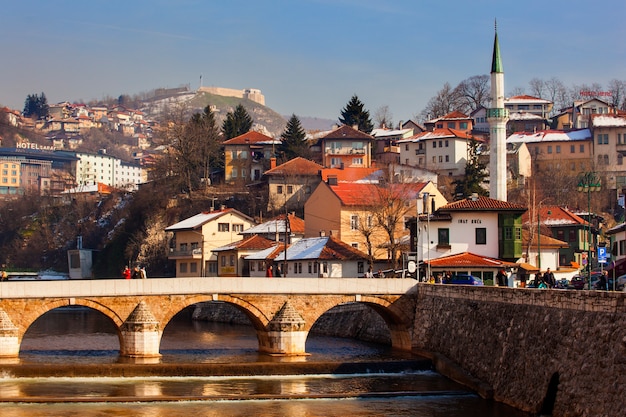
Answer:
top-left (168, 248), bottom-right (203, 259)
top-left (325, 147), bottom-right (366, 155)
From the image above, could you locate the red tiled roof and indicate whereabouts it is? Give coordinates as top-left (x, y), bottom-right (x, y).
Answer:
top-left (320, 167), bottom-right (381, 182)
top-left (403, 128), bottom-right (483, 142)
top-left (234, 235), bottom-right (277, 250)
top-left (522, 230), bottom-right (568, 249)
top-left (441, 111), bottom-right (470, 120)
top-left (276, 213), bottom-right (305, 234)
top-left (522, 205), bottom-right (588, 227)
top-left (319, 236), bottom-right (369, 260)
top-left (426, 252), bottom-right (517, 268)
top-left (223, 131), bottom-right (277, 145)
top-left (439, 196), bottom-right (526, 212)
top-left (264, 157), bottom-right (323, 176)
top-left (321, 124), bottom-right (374, 140)
top-left (330, 182), bottom-right (427, 206)
top-left (508, 95), bottom-right (543, 101)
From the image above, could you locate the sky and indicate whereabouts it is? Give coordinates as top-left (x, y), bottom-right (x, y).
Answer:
top-left (2, 0), bottom-right (625, 123)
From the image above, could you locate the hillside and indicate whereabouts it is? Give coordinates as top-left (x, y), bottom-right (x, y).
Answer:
top-left (141, 90), bottom-right (288, 137)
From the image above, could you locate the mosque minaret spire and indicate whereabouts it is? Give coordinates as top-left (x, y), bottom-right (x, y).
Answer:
top-left (488, 20), bottom-right (509, 201)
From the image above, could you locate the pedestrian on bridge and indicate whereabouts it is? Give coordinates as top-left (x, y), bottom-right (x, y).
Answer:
top-left (123, 266), bottom-right (131, 280)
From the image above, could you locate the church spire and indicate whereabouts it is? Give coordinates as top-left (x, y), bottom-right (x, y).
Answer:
top-left (491, 21), bottom-right (503, 73)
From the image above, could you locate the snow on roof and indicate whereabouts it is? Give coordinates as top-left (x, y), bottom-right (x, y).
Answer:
top-left (507, 129), bottom-right (591, 143)
top-left (245, 244), bottom-right (282, 260)
top-left (164, 209), bottom-right (231, 231)
top-left (371, 128), bottom-right (413, 138)
top-left (591, 115), bottom-right (626, 127)
top-left (505, 95), bottom-right (552, 104)
top-left (509, 112), bottom-right (544, 121)
top-left (273, 237), bottom-right (329, 261)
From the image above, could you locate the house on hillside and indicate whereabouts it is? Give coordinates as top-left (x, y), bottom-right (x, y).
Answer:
top-left (424, 111), bottom-right (473, 132)
top-left (590, 113), bottom-right (626, 195)
top-left (246, 235), bottom-right (370, 278)
top-left (164, 208), bottom-right (256, 277)
top-left (211, 235), bottom-right (277, 277)
top-left (223, 131), bottom-right (281, 183)
top-left (318, 125), bottom-right (374, 169)
top-left (263, 157), bottom-right (323, 215)
top-left (407, 195), bottom-right (526, 281)
top-left (305, 179), bottom-right (445, 264)
top-left (370, 126), bottom-right (414, 165)
top-left (522, 205), bottom-right (597, 272)
top-left (397, 128), bottom-right (484, 177)
top-left (240, 213), bottom-right (305, 244)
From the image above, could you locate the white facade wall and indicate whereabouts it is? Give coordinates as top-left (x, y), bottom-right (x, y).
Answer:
top-left (421, 212), bottom-right (500, 262)
top-left (73, 152), bottom-right (145, 190)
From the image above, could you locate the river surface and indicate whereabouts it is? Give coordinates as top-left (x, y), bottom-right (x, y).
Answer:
top-left (0, 306), bottom-right (531, 416)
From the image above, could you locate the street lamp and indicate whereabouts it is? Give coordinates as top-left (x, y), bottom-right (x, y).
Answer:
top-left (577, 172), bottom-right (601, 290)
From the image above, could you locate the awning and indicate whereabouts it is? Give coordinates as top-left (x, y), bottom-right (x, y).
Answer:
top-left (606, 257), bottom-right (626, 276)
top-left (517, 262), bottom-right (539, 272)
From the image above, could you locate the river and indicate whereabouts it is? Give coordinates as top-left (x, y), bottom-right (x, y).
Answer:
top-left (0, 306), bottom-right (531, 416)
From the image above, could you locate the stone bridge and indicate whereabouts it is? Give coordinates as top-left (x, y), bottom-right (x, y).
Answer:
top-left (0, 278), bottom-right (417, 359)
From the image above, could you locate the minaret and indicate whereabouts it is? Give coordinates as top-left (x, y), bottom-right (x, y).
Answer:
top-left (488, 22), bottom-right (509, 201)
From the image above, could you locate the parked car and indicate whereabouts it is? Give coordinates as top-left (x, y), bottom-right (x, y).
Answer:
top-left (615, 274), bottom-right (626, 291)
top-left (445, 274), bottom-right (484, 286)
top-left (568, 275), bottom-right (586, 290)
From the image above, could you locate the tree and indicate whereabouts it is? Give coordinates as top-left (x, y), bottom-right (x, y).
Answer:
top-left (222, 104), bottom-right (253, 140)
top-left (373, 105), bottom-right (394, 129)
top-left (280, 114), bottom-right (310, 160)
top-left (452, 138), bottom-right (488, 199)
top-left (338, 95), bottom-right (374, 133)
top-left (418, 82), bottom-right (458, 121)
top-left (23, 92), bottom-right (49, 119)
top-left (155, 104), bottom-right (222, 193)
top-left (607, 79), bottom-right (626, 110)
top-left (453, 75), bottom-right (491, 114)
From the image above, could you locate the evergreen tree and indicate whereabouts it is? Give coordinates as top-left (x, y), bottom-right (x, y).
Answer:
top-left (23, 92), bottom-right (49, 119)
top-left (452, 138), bottom-right (488, 199)
top-left (280, 114), bottom-right (309, 160)
top-left (338, 95), bottom-right (374, 133)
top-left (222, 104), bottom-right (253, 139)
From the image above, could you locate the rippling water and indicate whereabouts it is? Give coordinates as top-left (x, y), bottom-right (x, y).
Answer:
top-left (1, 306), bottom-right (531, 416)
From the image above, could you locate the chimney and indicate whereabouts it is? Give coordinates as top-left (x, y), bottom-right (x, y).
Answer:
top-left (327, 176), bottom-right (338, 186)
top-left (270, 157), bottom-right (277, 169)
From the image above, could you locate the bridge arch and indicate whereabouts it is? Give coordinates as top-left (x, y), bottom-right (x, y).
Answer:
top-left (18, 299), bottom-right (124, 354)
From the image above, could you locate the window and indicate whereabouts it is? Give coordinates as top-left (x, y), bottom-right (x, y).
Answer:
top-left (230, 255), bottom-right (235, 266)
top-left (218, 223), bottom-right (230, 232)
top-left (250, 262), bottom-right (255, 271)
top-left (287, 185), bottom-right (293, 194)
top-left (503, 227), bottom-right (513, 240)
top-left (445, 155), bottom-right (449, 162)
top-left (308, 262), bottom-right (312, 274)
top-left (619, 133), bottom-right (624, 144)
top-left (433, 141), bottom-right (437, 148)
top-left (619, 154), bottom-right (624, 166)
top-left (597, 133), bottom-right (609, 145)
top-left (475, 228), bottom-right (486, 245)
top-left (580, 144), bottom-right (585, 153)
top-left (233, 224), bottom-right (244, 232)
top-left (556, 145), bottom-right (561, 154)
top-left (277, 185), bottom-right (283, 194)
top-left (180, 243), bottom-right (188, 251)
top-left (445, 140), bottom-right (449, 147)
top-left (258, 261), bottom-right (264, 272)
top-left (221, 256), bottom-right (226, 267)
top-left (569, 230), bottom-right (576, 242)
top-left (571, 145), bottom-right (575, 153)
top-left (352, 157), bottom-right (363, 165)
top-left (366, 215), bottom-right (373, 228)
top-left (351, 243), bottom-right (359, 248)
top-left (547, 146), bottom-right (552, 154)
top-left (459, 122), bottom-right (467, 130)
top-left (438, 228), bottom-right (450, 246)
top-left (231, 168), bottom-right (238, 178)
top-left (180, 262), bottom-right (188, 273)
top-left (439, 140), bottom-right (443, 147)
top-left (405, 144), bottom-right (409, 151)
top-left (438, 156), bottom-right (443, 162)
top-left (358, 261), bottom-right (364, 274)
top-left (297, 262), bottom-right (302, 274)
top-left (604, 154), bottom-right (609, 165)
top-left (190, 262), bottom-right (197, 273)
top-left (350, 215), bottom-right (359, 230)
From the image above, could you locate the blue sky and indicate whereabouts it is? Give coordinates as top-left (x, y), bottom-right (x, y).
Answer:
top-left (1, 0), bottom-right (625, 122)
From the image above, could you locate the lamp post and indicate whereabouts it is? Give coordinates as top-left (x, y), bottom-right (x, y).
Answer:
top-left (577, 172), bottom-right (601, 290)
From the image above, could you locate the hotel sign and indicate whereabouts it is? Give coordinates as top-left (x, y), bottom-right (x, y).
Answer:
top-left (16, 142), bottom-right (54, 151)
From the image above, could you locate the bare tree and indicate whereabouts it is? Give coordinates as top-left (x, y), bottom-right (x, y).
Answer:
top-left (544, 77), bottom-right (569, 114)
top-left (418, 82), bottom-right (458, 121)
top-left (453, 75), bottom-right (491, 114)
top-left (528, 78), bottom-right (545, 98)
top-left (374, 105), bottom-right (394, 129)
top-left (607, 79), bottom-right (626, 110)
top-left (508, 86), bottom-right (526, 97)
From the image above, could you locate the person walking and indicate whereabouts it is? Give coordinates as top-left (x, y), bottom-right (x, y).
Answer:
top-left (496, 269), bottom-right (507, 287)
top-left (123, 266), bottom-right (131, 280)
top-left (544, 268), bottom-right (556, 288)
top-left (140, 266), bottom-right (147, 279)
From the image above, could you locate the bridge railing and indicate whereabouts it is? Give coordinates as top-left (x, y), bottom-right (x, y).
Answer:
top-left (0, 277), bottom-right (418, 299)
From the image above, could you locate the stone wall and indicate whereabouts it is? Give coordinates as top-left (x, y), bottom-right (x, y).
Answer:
top-left (413, 285), bottom-right (626, 417)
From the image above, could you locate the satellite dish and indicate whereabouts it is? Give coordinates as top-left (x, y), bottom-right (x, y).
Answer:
top-left (408, 261), bottom-right (416, 273)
